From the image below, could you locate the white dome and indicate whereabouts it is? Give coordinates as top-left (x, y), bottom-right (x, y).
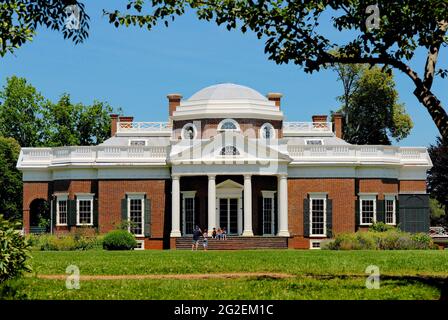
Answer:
top-left (188, 83), bottom-right (267, 101)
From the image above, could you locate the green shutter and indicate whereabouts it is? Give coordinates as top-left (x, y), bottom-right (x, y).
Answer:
top-left (303, 198), bottom-right (310, 237)
top-left (93, 199), bottom-right (99, 228)
top-left (121, 198), bottom-right (128, 224)
top-left (376, 199), bottom-right (385, 223)
top-left (355, 199), bottom-right (360, 229)
top-left (68, 199), bottom-right (77, 227)
top-left (395, 199), bottom-right (400, 228)
top-left (144, 198), bottom-right (151, 237)
top-left (326, 199), bottom-right (333, 238)
top-left (51, 199), bottom-right (57, 229)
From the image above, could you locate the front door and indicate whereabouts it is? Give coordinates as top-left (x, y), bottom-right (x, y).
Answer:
top-left (219, 198), bottom-right (238, 234)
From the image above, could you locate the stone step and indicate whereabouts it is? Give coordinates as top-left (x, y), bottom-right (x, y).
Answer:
top-left (175, 236), bottom-right (288, 250)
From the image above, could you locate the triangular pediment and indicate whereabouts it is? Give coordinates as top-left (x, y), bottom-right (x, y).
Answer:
top-left (216, 179), bottom-right (243, 189)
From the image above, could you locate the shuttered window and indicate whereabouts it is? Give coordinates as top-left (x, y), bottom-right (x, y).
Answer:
top-left (310, 197), bottom-right (326, 236)
top-left (56, 194), bottom-right (68, 226)
top-left (76, 195), bottom-right (94, 226)
top-left (128, 195), bottom-right (145, 237)
top-left (385, 196), bottom-right (396, 225)
top-left (359, 195), bottom-right (377, 225)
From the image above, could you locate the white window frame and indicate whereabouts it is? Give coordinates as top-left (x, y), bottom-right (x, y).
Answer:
top-left (385, 195), bottom-right (397, 225)
top-left (218, 145), bottom-right (241, 156)
top-left (76, 194), bottom-right (94, 226)
top-left (309, 194), bottom-right (327, 237)
top-left (261, 191), bottom-right (276, 235)
top-left (134, 239), bottom-right (145, 250)
top-left (310, 240), bottom-right (323, 250)
top-left (129, 139), bottom-right (147, 146)
top-left (127, 194), bottom-right (145, 237)
top-left (305, 139), bottom-right (324, 145)
top-left (181, 123), bottom-right (198, 140)
top-left (182, 191), bottom-right (196, 235)
top-left (359, 194), bottom-right (377, 226)
top-left (217, 118), bottom-right (240, 132)
top-left (55, 194), bottom-right (68, 226)
top-left (260, 123), bottom-right (276, 140)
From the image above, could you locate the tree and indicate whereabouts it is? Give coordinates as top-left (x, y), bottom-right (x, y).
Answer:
top-left (0, 76), bottom-right (48, 147)
top-left (427, 137), bottom-right (448, 225)
top-left (0, 0), bottom-right (89, 56)
top-left (105, 1), bottom-right (448, 141)
top-left (0, 137), bottom-right (22, 222)
top-left (334, 66), bottom-right (413, 144)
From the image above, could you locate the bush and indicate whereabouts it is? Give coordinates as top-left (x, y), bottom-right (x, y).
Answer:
top-left (369, 222), bottom-right (396, 232)
top-left (28, 233), bottom-right (103, 251)
top-left (102, 230), bottom-right (137, 250)
top-left (326, 229), bottom-right (436, 250)
top-left (0, 215), bottom-right (31, 283)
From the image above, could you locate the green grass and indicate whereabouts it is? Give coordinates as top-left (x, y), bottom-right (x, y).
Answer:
top-left (5, 250), bottom-right (448, 300)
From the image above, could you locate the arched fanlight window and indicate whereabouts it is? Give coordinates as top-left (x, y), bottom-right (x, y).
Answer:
top-left (218, 119), bottom-right (240, 131)
top-left (220, 146), bottom-right (240, 156)
top-left (181, 123), bottom-right (197, 140)
top-left (260, 123), bottom-right (275, 140)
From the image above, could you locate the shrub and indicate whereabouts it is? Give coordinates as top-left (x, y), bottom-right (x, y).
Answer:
top-left (102, 230), bottom-right (137, 250)
top-left (369, 222), bottom-right (396, 232)
top-left (28, 233), bottom-right (103, 251)
top-left (326, 229), bottom-right (436, 250)
top-left (0, 215), bottom-right (31, 283)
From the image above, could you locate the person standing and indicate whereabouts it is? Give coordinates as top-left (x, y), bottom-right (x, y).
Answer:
top-left (192, 225), bottom-right (202, 251)
top-left (202, 229), bottom-right (209, 251)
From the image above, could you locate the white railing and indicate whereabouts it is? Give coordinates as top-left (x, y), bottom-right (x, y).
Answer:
top-left (116, 122), bottom-right (171, 133)
top-left (287, 145), bottom-right (430, 164)
top-left (283, 122), bottom-right (333, 134)
top-left (19, 145), bottom-right (168, 167)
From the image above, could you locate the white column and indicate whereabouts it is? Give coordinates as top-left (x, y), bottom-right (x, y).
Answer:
top-left (277, 174), bottom-right (290, 237)
top-left (208, 174), bottom-right (216, 232)
top-left (242, 174), bottom-right (254, 236)
top-left (170, 175), bottom-right (181, 237)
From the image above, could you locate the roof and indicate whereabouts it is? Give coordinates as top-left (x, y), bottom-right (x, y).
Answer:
top-left (188, 83), bottom-right (268, 102)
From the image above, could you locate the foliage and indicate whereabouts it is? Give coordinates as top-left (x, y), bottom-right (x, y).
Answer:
top-left (333, 65), bottom-right (413, 144)
top-left (0, 214), bottom-right (31, 283)
top-left (368, 222), bottom-right (396, 232)
top-left (427, 137), bottom-right (448, 226)
top-left (325, 230), bottom-right (437, 250)
top-left (430, 198), bottom-right (446, 227)
top-left (106, 1), bottom-right (448, 140)
top-left (102, 230), bottom-right (137, 251)
top-left (0, 0), bottom-right (89, 57)
top-left (0, 137), bottom-right (22, 221)
top-left (28, 231), bottom-right (102, 251)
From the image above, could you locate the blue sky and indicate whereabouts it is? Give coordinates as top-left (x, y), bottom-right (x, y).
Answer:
top-left (1, 0), bottom-right (446, 147)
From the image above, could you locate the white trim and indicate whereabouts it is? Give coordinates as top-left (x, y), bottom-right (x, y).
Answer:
top-left (384, 195), bottom-right (397, 225)
top-left (181, 123), bottom-right (198, 140)
top-left (216, 179), bottom-right (243, 235)
top-left (127, 194), bottom-right (145, 237)
top-left (310, 240), bottom-right (323, 250)
top-left (56, 194), bottom-right (68, 226)
top-left (217, 119), bottom-right (240, 132)
top-left (309, 195), bottom-right (327, 237)
top-left (359, 195), bottom-right (377, 226)
top-left (76, 194), bottom-right (94, 226)
top-left (134, 239), bottom-right (145, 250)
top-left (304, 139), bottom-right (324, 145)
top-left (128, 139), bottom-right (147, 146)
top-left (260, 123), bottom-right (275, 140)
top-left (261, 190), bottom-right (276, 235)
top-left (181, 191), bottom-right (196, 235)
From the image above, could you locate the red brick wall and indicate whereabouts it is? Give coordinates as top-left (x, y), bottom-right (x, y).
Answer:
top-left (357, 178), bottom-right (398, 199)
top-left (97, 180), bottom-right (168, 238)
top-left (53, 180), bottom-right (97, 199)
top-left (399, 180), bottom-right (427, 193)
top-left (23, 182), bottom-right (52, 233)
top-left (288, 178), bottom-right (356, 237)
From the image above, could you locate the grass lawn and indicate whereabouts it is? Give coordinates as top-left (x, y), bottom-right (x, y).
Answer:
top-left (5, 249), bottom-right (448, 300)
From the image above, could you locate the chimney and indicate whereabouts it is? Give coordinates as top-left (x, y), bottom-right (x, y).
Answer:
top-left (110, 114), bottom-right (119, 136)
top-left (267, 93), bottom-right (282, 108)
top-left (118, 116), bottom-right (134, 123)
top-left (312, 115), bottom-right (328, 123)
top-left (333, 113), bottom-right (343, 139)
top-left (167, 93), bottom-right (183, 116)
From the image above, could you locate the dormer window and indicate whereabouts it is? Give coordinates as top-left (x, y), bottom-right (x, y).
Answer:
top-left (260, 123), bottom-right (275, 140)
top-left (218, 119), bottom-right (240, 132)
top-left (129, 140), bottom-right (146, 146)
top-left (220, 146), bottom-right (240, 156)
top-left (181, 123), bottom-right (197, 140)
top-left (305, 139), bottom-right (324, 145)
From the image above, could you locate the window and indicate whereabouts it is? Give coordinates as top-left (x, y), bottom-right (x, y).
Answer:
top-left (182, 191), bottom-right (196, 235)
top-left (135, 240), bottom-right (145, 250)
top-left (305, 139), bottom-right (324, 145)
top-left (128, 195), bottom-right (144, 236)
top-left (220, 146), bottom-right (240, 156)
top-left (360, 195), bottom-right (376, 225)
top-left (310, 240), bottom-right (322, 249)
top-left (262, 191), bottom-right (276, 235)
top-left (218, 119), bottom-right (240, 131)
top-left (129, 140), bottom-right (146, 146)
top-left (56, 195), bottom-right (68, 226)
top-left (385, 195), bottom-right (396, 225)
top-left (76, 195), bottom-right (93, 226)
top-left (310, 196), bottom-right (326, 236)
top-left (260, 123), bottom-right (275, 140)
top-left (181, 123), bottom-right (197, 140)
